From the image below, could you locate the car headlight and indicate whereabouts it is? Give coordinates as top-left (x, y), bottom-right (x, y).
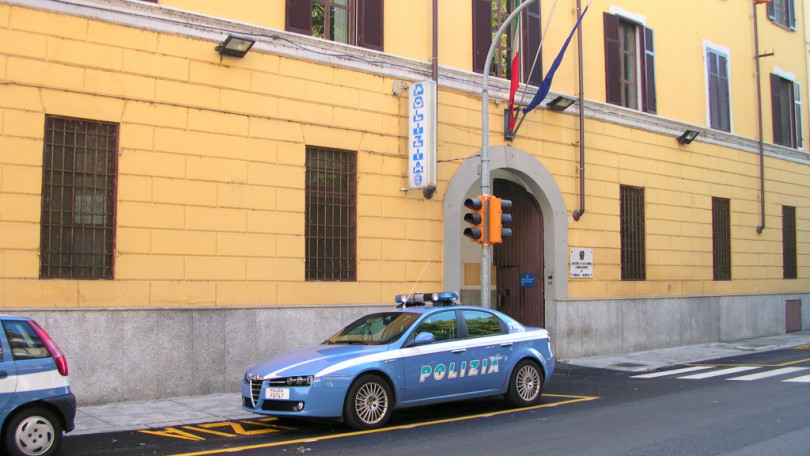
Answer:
top-left (286, 375), bottom-right (314, 386)
top-left (245, 372), bottom-right (263, 382)
top-left (272, 376), bottom-right (314, 386)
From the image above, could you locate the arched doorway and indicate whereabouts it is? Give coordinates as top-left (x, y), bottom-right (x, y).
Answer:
top-left (494, 178), bottom-right (544, 327)
top-left (443, 145), bottom-right (569, 332)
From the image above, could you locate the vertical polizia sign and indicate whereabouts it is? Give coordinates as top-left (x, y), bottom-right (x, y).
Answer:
top-left (408, 80), bottom-right (437, 190)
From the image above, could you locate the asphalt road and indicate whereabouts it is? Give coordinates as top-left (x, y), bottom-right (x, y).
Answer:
top-left (60, 346), bottom-right (810, 456)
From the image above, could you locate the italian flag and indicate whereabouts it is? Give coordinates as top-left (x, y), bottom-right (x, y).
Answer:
top-left (507, 1), bottom-right (522, 133)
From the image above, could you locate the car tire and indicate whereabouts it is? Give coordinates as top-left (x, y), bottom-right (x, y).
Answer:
top-left (3, 407), bottom-right (63, 456)
top-left (505, 359), bottom-right (544, 407)
top-left (343, 374), bottom-right (393, 430)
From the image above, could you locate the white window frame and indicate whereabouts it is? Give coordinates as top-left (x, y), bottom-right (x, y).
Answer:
top-left (703, 41), bottom-right (733, 133)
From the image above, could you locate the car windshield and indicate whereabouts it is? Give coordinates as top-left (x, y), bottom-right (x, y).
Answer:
top-left (326, 312), bottom-right (420, 345)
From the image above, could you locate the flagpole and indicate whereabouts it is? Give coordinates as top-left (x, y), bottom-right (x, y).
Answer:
top-left (481, 0), bottom-right (538, 308)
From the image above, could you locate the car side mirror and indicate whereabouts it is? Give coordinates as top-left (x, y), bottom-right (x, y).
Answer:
top-left (412, 332), bottom-right (435, 346)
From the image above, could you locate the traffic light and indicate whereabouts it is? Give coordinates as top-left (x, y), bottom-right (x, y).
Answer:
top-left (488, 197), bottom-right (512, 244)
top-left (463, 196), bottom-right (487, 244)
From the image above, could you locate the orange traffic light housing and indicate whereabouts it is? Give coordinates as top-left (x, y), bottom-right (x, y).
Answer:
top-left (488, 196), bottom-right (512, 245)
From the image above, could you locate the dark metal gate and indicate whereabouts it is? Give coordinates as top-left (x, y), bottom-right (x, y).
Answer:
top-left (493, 179), bottom-right (544, 327)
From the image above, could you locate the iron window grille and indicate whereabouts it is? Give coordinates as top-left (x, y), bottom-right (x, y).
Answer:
top-left (305, 146), bottom-right (357, 281)
top-left (620, 185), bottom-right (645, 281)
top-left (712, 197), bottom-right (731, 281)
top-left (40, 116), bottom-right (118, 279)
top-left (783, 206), bottom-right (797, 279)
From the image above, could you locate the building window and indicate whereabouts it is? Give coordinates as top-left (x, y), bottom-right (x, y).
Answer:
top-left (286, 0), bottom-right (383, 51)
top-left (40, 116), bottom-right (117, 279)
top-left (620, 185), bottom-right (645, 281)
top-left (707, 48), bottom-right (731, 132)
top-left (712, 197), bottom-right (731, 281)
top-left (767, 0), bottom-right (796, 30)
top-left (770, 74), bottom-right (802, 149)
top-left (783, 206), bottom-right (797, 279)
top-left (472, 0), bottom-right (543, 85)
top-left (305, 146), bottom-right (357, 281)
top-left (604, 13), bottom-right (656, 114)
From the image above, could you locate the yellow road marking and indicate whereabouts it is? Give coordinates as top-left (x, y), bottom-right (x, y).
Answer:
top-left (165, 394), bottom-right (599, 456)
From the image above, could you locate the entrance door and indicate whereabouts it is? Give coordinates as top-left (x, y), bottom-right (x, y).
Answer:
top-left (493, 179), bottom-right (544, 327)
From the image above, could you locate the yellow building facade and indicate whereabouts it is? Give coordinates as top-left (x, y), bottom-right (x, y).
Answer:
top-left (0, 0), bottom-right (807, 403)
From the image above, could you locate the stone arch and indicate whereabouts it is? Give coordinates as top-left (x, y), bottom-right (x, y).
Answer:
top-left (443, 145), bottom-right (569, 304)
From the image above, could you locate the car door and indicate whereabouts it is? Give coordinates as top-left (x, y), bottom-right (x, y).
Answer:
top-left (461, 310), bottom-right (513, 394)
top-left (400, 310), bottom-right (469, 402)
top-left (0, 320), bottom-right (18, 414)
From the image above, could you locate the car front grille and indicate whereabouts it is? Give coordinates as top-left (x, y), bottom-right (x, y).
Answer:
top-left (249, 379), bottom-right (263, 407)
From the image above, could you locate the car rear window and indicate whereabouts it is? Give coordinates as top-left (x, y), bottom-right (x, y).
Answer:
top-left (463, 310), bottom-right (505, 338)
top-left (2, 321), bottom-right (49, 360)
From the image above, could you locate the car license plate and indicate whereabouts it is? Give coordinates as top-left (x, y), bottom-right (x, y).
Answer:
top-left (265, 388), bottom-right (290, 400)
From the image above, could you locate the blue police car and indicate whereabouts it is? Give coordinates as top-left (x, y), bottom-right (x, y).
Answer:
top-left (243, 292), bottom-right (554, 429)
top-left (0, 316), bottom-right (75, 456)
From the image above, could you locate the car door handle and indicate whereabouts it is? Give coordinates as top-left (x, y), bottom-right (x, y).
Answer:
top-left (451, 349), bottom-right (466, 354)
top-left (500, 343), bottom-right (513, 348)
top-left (384, 359), bottom-right (397, 364)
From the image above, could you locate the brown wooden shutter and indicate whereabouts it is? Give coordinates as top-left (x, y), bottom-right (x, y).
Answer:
top-left (771, 73), bottom-right (784, 145)
top-left (717, 55), bottom-right (730, 131)
top-left (641, 26), bottom-right (656, 114)
top-left (472, 0), bottom-right (492, 74)
top-left (793, 81), bottom-right (802, 147)
top-left (603, 13), bottom-right (621, 106)
top-left (524, 1), bottom-right (542, 86)
top-left (708, 51), bottom-right (730, 132)
top-left (358, 0), bottom-right (384, 51)
top-left (287, 0), bottom-right (312, 35)
top-left (708, 52), bottom-right (720, 129)
top-left (788, 0), bottom-right (796, 29)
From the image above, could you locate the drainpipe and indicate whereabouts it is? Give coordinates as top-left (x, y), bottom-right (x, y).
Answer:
top-left (753, 1), bottom-right (766, 234)
top-left (572, 0), bottom-right (586, 221)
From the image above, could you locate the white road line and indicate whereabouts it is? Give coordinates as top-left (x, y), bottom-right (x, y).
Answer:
top-left (728, 367), bottom-right (810, 381)
top-left (677, 366), bottom-right (760, 379)
top-left (630, 366), bottom-right (714, 379)
top-left (782, 374), bottom-right (810, 383)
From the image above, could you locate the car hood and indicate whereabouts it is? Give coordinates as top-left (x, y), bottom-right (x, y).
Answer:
top-left (247, 344), bottom-right (392, 379)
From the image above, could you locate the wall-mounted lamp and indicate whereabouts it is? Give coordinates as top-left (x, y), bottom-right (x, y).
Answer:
top-left (547, 95), bottom-right (576, 112)
top-left (216, 35), bottom-right (255, 58)
top-left (677, 129), bottom-right (700, 145)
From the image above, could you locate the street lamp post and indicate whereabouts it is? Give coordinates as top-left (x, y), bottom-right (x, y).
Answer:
top-left (479, 0), bottom-right (539, 308)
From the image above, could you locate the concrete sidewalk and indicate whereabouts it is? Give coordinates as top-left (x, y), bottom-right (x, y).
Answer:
top-left (71, 331), bottom-right (810, 436)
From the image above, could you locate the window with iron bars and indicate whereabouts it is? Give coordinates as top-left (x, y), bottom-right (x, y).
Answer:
top-left (783, 206), bottom-right (797, 279)
top-left (712, 197), bottom-right (731, 281)
top-left (305, 146), bottom-right (357, 281)
top-left (40, 116), bottom-right (118, 279)
top-left (620, 185), bottom-right (645, 281)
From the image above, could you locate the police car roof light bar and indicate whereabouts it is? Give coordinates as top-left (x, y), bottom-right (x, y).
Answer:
top-left (395, 291), bottom-right (459, 308)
